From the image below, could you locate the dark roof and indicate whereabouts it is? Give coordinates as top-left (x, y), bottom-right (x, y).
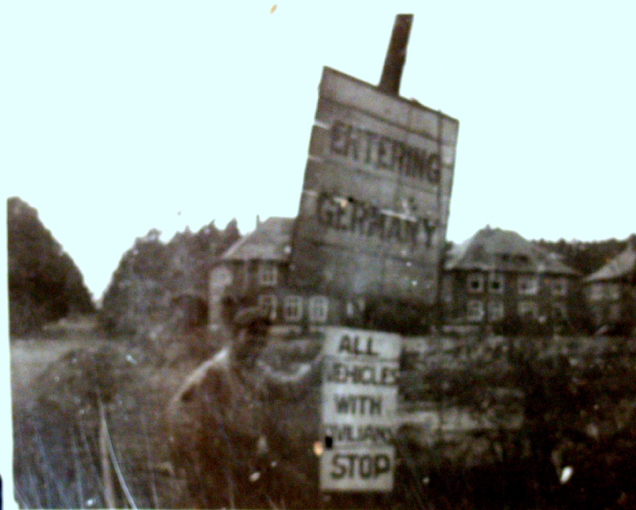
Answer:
top-left (221, 217), bottom-right (294, 262)
top-left (445, 226), bottom-right (577, 275)
top-left (584, 242), bottom-right (636, 283)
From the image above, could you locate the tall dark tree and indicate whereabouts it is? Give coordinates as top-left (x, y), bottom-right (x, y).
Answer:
top-left (7, 197), bottom-right (94, 336)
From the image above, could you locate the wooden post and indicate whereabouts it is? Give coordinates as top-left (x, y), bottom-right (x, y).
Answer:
top-left (378, 14), bottom-right (414, 96)
top-left (99, 400), bottom-right (117, 509)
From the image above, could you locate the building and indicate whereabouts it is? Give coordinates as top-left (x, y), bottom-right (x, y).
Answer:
top-left (208, 217), bottom-right (360, 335)
top-left (584, 237), bottom-right (636, 330)
top-left (442, 226), bottom-right (579, 327)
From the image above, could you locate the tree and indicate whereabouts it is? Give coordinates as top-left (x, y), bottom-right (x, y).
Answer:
top-left (100, 229), bottom-right (169, 335)
top-left (7, 197), bottom-right (94, 336)
top-left (100, 219), bottom-right (242, 335)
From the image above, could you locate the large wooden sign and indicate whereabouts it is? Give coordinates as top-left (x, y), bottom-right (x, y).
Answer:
top-left (290, 67), bottom-right (459, 305)
top-left (320, 327), bottom-right (400, 492)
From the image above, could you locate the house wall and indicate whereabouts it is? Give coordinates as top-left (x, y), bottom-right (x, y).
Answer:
top-left (209, 265), bottom-right (233, 326)
top-left (585, 280), bottom-right (636, 328)
top-left (444, 270), bottom-right (579, 326)
top-left (209, 259), bottom-right (368, 333)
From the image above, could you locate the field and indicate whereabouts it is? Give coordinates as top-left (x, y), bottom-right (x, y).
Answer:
top-left (10, 320), bottom-right (204, 509)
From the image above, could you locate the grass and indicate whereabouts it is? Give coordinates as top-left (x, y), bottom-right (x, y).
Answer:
top-left (11, 322), bottom-right (636, 509)
top-left (11, 328), bottom-right (195, 509)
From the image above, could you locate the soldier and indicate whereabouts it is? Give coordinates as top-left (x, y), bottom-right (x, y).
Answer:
top-left (167, 307), bottom-right (322, 509)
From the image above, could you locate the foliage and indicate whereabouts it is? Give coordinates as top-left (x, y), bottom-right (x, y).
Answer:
top-left (7, 197), bottom-right (95, 336)
top-left (363, 298), bottom-right (432, 335)
top-left (534, 236), bottom-right (635, 276)
top-left (12, 339), bottom-right (184, 509)
top-left (396, 334), bottom-right (636, 509)
top-left (99, 219), bottom-right (240, 335)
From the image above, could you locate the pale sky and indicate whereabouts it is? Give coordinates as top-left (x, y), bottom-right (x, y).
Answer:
top-left (2, 1), bottom-right (636, 300)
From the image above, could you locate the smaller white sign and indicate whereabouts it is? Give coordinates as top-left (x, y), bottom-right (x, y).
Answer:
top-left (320, 446), bottom-right (395, 492)
top-left (320, 327), bottom-right (400, 492)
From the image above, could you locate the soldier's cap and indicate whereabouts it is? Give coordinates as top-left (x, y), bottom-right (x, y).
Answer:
top-left (233, 307), bottom-right (271, 328)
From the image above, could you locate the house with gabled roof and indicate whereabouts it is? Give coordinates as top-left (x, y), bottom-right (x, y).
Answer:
top-left (442, 226), bottom-right (580, 327)
top-left (584, 236), bottom-right (636, 330)
top-left (208, 217), bottom-right (354, 335)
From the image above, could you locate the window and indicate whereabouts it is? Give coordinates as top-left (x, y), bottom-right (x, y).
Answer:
top-left (489, 273), bottom-right (504, 294)
top-left (609, 303), bottom-right (621, 321)
top-left (518, 301), bottom-right (539, 319)
top-left (346, 298), bottom-right (366, 318)
top-left (488, 301), bottom-right (505, 322)
top-left (551, 277), bottom-right (568, 297)
top-left (283, 296), bottom-right (303, 322)
top-left (518, 276), bottom-right (539, 295)
top-left (589, 283), bottom-right (604, 301)
top-left (259, 262), bottom-right (278, 286)
top-left (209, 266), bottom-right (233, 292)
top-left (467, 273), bottom-right (484, 293)
top-left (309, 296), bottom-right (329, 323)
top-left (608, 283), bottom-right (621, 300)
top-left (257, 294), bottom-right (278, 321)
top-left (552, 302), bottom-right (567, 321)
top-left (466, 300), bottom-right (484, 322)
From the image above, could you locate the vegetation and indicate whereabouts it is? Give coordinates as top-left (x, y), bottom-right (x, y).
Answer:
top-left (534, 237), bottom-right (635, 276)
top-left (12, 335), bottom-right (189, 509)
top-left (7, 197), bottom-right (94, 336)
top-left (99, 219), bottom-right (240, 335)
top-left (398, 334), bottom-right (636, 509)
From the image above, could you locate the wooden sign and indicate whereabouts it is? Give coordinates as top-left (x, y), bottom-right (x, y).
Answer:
top-left (319, 327), bottom-right (400, 492)
top-left (290, 67), bottom-right (459, 306)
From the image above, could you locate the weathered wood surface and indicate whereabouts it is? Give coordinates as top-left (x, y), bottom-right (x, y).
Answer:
top-left (291, 67), bottom-right (458, 305)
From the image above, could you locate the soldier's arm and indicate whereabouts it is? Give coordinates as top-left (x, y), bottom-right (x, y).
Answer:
top-left (256, 355), bottom-right (323, 398)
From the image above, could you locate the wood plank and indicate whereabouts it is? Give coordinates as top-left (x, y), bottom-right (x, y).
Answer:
top-left (320, 67), bottom-right (459, 144)
top-left (290, 66), bottom-right (458, 306)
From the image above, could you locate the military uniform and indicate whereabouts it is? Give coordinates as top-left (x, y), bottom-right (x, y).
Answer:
top-left (167, 333), bottom-right (322, 509)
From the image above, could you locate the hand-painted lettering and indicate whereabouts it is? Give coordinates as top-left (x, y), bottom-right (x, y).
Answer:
top-left (334, 394), bottom-right (383, 416)
top-left (324, 424), bottom-right (395, 444)
top-left (337, 335), bottom-right (380, 356)
top-left (324, 361), bottom-right (397, 386)
top-left (330, 120), bottom-right (442, 185)
top-left (330, 453), bottom-right (392, 480)
top-left (316, 192), bottom-right (437, 248)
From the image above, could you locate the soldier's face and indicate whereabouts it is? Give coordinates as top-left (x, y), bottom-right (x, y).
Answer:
top-left (235, 328), bottom-right (268, 369)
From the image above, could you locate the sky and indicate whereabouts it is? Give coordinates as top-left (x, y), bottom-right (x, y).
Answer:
top-left (2, 1), bottom-right (636, 301)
